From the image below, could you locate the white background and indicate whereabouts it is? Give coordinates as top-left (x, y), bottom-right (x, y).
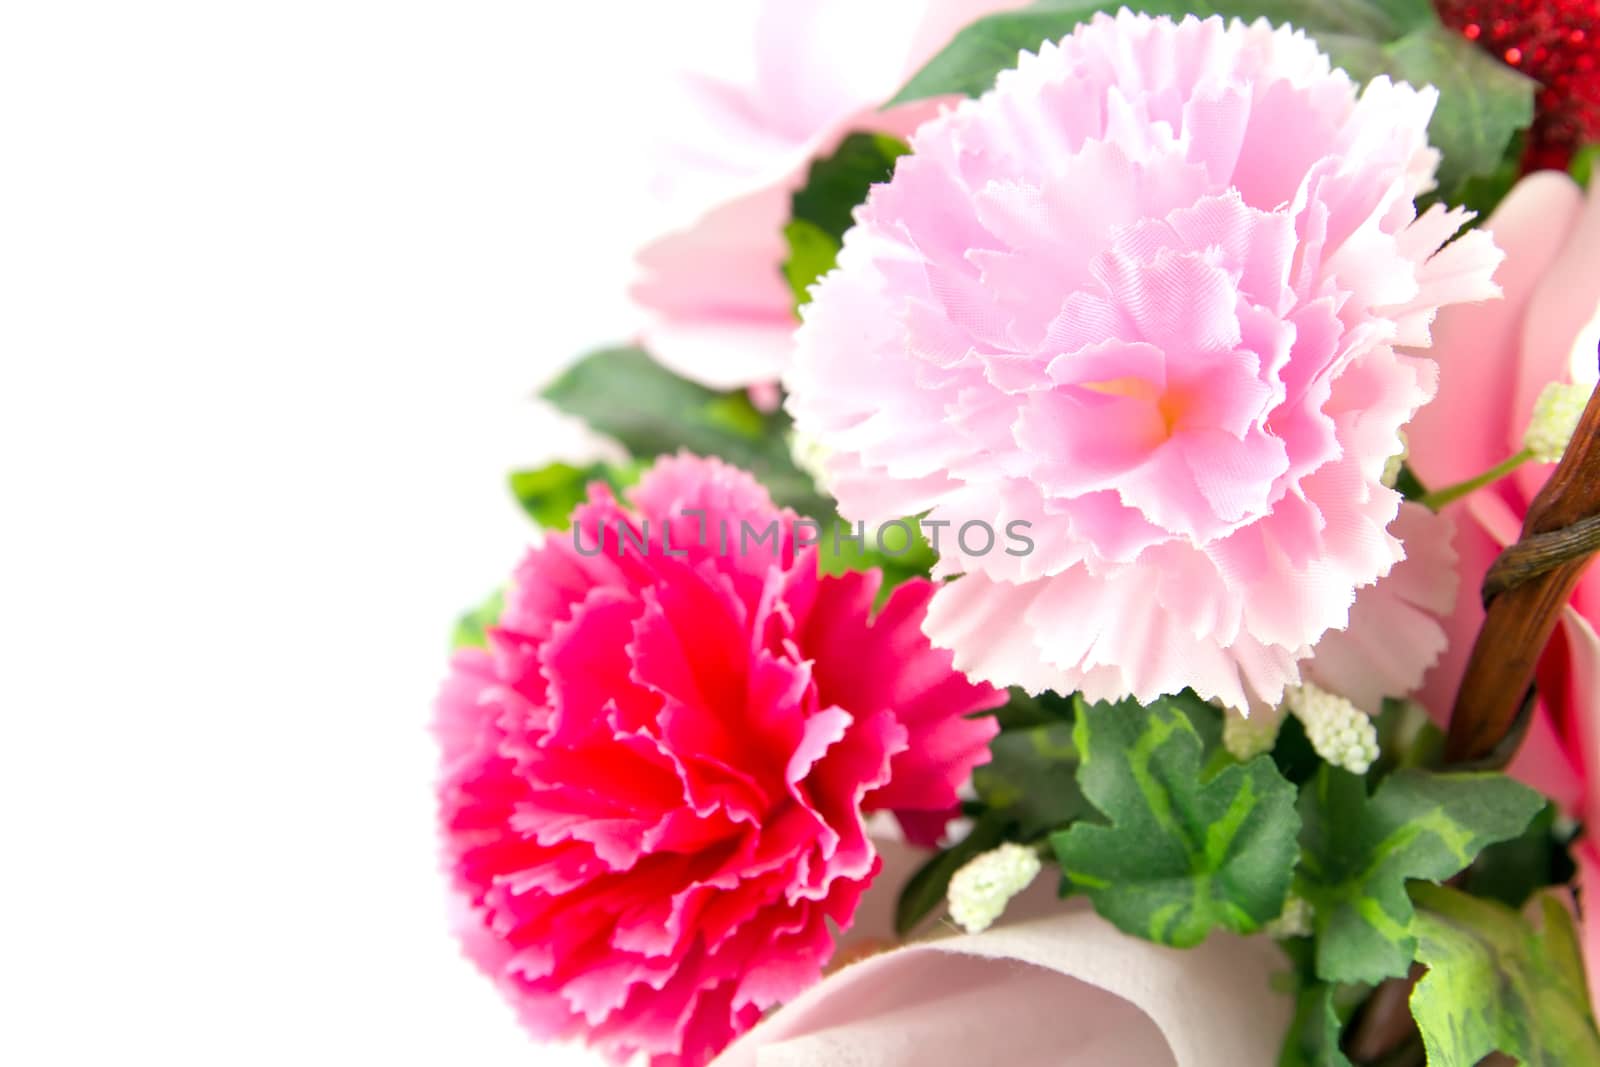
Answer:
top-left (0, 3), bottom-right (754, 1063)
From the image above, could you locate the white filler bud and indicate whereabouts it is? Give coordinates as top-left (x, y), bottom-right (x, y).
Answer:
top-left (947, 843), bottom-right (1042, 934)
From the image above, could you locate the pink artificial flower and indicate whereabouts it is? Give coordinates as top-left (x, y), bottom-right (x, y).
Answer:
top-left (435, 453), bottom-right (1002, 1067)
top-left (786, 11), bottom-right (1504, 712)
top-left (1299, 501), bottom-right (1459, 715)
top-left (1404, 170), bottom-right (1600, 1017)
top-left (630, 0), bottom-right (1025, 391)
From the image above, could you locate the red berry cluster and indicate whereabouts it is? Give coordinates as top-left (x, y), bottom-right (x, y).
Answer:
top-left (1436, 0), bottom-right (1600, 171)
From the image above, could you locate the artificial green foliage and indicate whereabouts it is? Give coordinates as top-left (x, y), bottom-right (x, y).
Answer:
top-left (1051, 695), bottom-right (1301, 947)
top-left (889, 0), bottom-right (1535, 201)
top-left (1409, 884), bottom-right (1600, 1066)
top-left (1573, 142), bottom-right (1600, 187)
top-left (1373, 30), bottom-right (1537, 197)
top-left (1296, 767), bottom-right (1545, 984)
top-left (506, 459), bottom-right (643, 530)
top-left (450, 588), bottom-right (505, 652)
top-left (1464, 803), bottom-right (1564, 910)
top-left (540, 348), bottom-right (833, 521)
top-left (895, 810), bottom-right (1014, 936)
top-left (782, 133), bottom-right (909, 309)
top-left (1278, 983), bottom-right (1354, 1067)
top-left (781, 220), bottom-right (840, 313)
top-left (816, 515), bottom-right (938, 604)
top-left (991, 688), bottom-right (1081, 732)
top-left (975, 720), bottom-right (1091, 840)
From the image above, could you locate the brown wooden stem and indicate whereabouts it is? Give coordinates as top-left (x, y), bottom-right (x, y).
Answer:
top-left (1445, 385), bottom-right (1600, 764)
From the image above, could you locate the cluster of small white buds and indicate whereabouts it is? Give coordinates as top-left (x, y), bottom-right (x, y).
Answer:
top-left (1222, 703), bottom-right (1285, 762)
top-left (1522, 381), bottom-right (1593, 464)
top-left (1283, 682), bottom-right (1379, 775)
top-left (947, 842), bottom-right (1042, 935)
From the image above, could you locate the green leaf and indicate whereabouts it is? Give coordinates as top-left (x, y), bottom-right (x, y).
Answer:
top-left (816, 514), bottom-right (937, 603)
top-left (1278, 983), bottom-right (1354, 1067)
top-left (1572, 142), bottom-right (1600, 187)
top-left (1445, 129), bottom-right (1527, 222)
top-left (890, 0), bottom-right (1413, 106)
top-left (782, 133), bottom-right (908, 309)
top-left (975, 720), bottom-right (1091, 840)
top-left (451, 588), bottom-right (504, 652)
top-left (895, 810), bottom-right (1014, 936)
top-left (541, 348), bottom-right (833, 520)
top-left (1409, 884), bottom-right (1600, 1066)
top-left (1380, 28), bottom-right (1537, 199)
top-left (890, 1), bottom-right (1535, 199)
top-left (781, 220), bottom-right (840, 311)
top-left (1296, 767), bottom-right (1545, 984)
top-left (506, 460), bottom-right (642, 529)
top-left (791, 132), bottom-right (910, 238)
top-left (1464, 802), bottom-right (1561, 909)
top-left (991, 688), bottom-right (1081, 732)
top-left (1050, 695), bottom-right (1300, 947)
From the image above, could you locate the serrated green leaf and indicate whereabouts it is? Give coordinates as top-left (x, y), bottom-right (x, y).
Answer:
top-left (890, 1), bottom-right (1535, 199)
top-left (975, 720), bottom-right (1090, 840)
top-left (1409, 884), bottom-right (1600, 1066)
top-left (1050, 695), bottom-right (1300, 947)
top-left (1465, 803), bottom-right (1560, 909)
top-left (541, 348), bottom-right (833, 521)
top-left (1296, 767), bottom-right (1545, 984)
top-left (451, 588), bottom-right (504, 652)
top-left (895, 810), bottom-right (1014, 936)
top-left (782, 133), bottom-right (908, 309)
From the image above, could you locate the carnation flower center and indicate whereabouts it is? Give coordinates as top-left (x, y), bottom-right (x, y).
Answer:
top-left (1080, 375), bottom-right (1188, 441)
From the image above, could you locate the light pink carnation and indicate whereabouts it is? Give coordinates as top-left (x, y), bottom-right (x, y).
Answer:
top-left (786, 11), bottom-right (1504, 711)
top-left (435, 454), bottom-right (1002, 1067)
top-left (1299, 502), bottom-right (1458, 714)
top-left (631, 0), bottom-right (1024, 390)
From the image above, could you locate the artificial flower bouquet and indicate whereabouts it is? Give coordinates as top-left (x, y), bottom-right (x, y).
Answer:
top-left (434, 2), bottom-right (1600, 1064)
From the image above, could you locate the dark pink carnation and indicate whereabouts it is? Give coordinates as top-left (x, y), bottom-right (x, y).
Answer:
top-left (436, 454), bottom-right (1003, 1066)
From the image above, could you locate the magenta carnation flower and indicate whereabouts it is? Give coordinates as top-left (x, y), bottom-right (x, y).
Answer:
top-left (435, 454), bottom-right (1003, 1066)
top-left (785, 11), bottom-right (1505, 711)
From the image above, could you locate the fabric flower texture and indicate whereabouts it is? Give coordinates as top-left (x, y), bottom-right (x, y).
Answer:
top-left (786, 11), bottom-right (1506, 711)
top-left (630, 0), bottom-right (1024, 390)
top-left (434, 454), bottom-right (1003, 1067)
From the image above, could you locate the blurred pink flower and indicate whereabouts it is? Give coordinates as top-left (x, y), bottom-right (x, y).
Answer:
top-left (786, 11), bottom-right (1504, 711)
top-left (1404, 170), bottom-right (1600, 1017)
top-left (435, 454), bottom-right (1002, 1067)
top-left (630, 0), bottom-right (1024, 390)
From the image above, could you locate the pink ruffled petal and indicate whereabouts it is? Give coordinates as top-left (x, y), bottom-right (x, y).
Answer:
top-left (438, 453), bottom-right (999, 1066)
